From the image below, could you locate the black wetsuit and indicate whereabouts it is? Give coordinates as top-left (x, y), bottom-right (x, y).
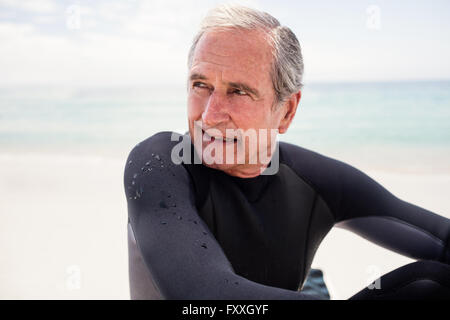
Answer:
top-left (124, 131), bottom-right (450, 299)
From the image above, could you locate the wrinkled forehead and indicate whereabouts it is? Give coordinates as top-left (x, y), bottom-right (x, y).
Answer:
top-left (191, 29), bottom-right (274, 81)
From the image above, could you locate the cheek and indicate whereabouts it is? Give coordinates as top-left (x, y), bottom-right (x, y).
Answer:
top-left (187, 93), bottom-right (205, 120)
top-left (233, 102), bottom-right (270, 130)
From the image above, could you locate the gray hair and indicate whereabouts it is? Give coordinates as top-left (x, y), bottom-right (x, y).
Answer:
top-left (187, 4), bottom-right (304, 105)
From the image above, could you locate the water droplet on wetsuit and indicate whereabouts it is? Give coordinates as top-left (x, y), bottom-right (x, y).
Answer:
top-left (202, 231), bottom-right (207, 235)
top-left (160, 221), bottom-right (167, 225)
top-left (131, 181), bottom-right (135, 185)
top-left (133, 173), bottom-right (138, 179)
top-left (145, 161), bottom-right (151, 166)
top-left (201, 243), bottom-right (207, 249)
top-left (177, 216), bottom-right (182, 220)
top-left (128, 160), bottom-right (133, 165)
top-left (159, 200), bottom-right (168, 209)
top-left (155, 155), bottom-right (161, 161)
top-left (172, 204), bottom-right (177, 208)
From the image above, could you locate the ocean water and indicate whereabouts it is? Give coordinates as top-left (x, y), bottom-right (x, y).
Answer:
top-left (1, 81), bottom-right (449, 171)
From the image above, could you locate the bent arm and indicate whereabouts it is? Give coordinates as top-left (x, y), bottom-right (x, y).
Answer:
top-left (334, 162), bottom-right (450, 264)
top-left (281, 142), bottom-right (450, 264)
top-left (124, 132), bottom-right (322, 299)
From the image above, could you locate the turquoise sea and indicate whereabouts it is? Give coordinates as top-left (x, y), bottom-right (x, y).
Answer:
top-left (1, 81), bottom-right (449, 172)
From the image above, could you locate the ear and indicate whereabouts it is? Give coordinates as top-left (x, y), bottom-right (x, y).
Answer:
top-left (278, 90), bottom-right (301, 134)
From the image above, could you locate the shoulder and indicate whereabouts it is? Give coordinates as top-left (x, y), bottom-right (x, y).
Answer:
top-left (278, 140), bottom-right (362, 221)
top-left (126, 131), bottom-right (184, 164)
top-left (279, 140), bottom-right (348, 176)
top-left (279, 140), bottom-right (368, 188)
top-left (123, 131), bottom-right (193, 186)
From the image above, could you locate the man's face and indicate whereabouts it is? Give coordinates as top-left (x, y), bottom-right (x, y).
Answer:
top-left (187, 29), bottom-right (287, 177)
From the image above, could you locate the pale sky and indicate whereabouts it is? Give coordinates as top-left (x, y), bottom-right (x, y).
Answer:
top-left (1, 0), bottom-right (450, 86)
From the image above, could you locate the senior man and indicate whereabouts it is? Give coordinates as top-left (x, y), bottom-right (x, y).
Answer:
top-left (124, 5), bottom-right (450, 299)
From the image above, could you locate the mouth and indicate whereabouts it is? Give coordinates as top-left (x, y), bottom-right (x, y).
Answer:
top-left (202, 129), bottom-right (238, 143)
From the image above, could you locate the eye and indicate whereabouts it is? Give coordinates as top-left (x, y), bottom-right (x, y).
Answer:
top-left (193, 82), bottom-right (208, 89)
top-left (232, 89), bottom-right (247, 96)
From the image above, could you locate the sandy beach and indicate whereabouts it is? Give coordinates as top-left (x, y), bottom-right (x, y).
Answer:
top-left (0, 152), bottom-right (129, 299)
top-left (0, 151), bottom-right (449, 299)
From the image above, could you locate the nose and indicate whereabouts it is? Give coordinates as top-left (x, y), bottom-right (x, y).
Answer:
top-left (201, 91), bottom-right (230, 127)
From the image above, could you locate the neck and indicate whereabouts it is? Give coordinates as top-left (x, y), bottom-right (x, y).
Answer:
top-left (222, 162), bottom-right (270, 178)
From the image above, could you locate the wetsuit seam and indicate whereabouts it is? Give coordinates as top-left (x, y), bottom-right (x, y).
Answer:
top-left (283, 163), bottom-right (336, 224)
top-left (340, 215), bottom-right (446, 250)
top-left (182, 163), bottom-right (209, 210)
top-left (128, 223), bottom-right (164, 299)
top-left (279, 143), bottom-right (342, 222)
top-left (300, 192), bottom-right (318, 289)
